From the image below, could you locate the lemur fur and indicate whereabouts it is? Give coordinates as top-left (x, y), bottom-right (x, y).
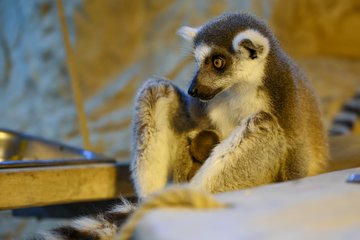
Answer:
top-left (132, 12), bottom-right (328, 198)
top-left (32, 12), bottom-right (329, 240)
top-left (188, 130), bottom-right (220, 180)
top-left (119, 186), bottom-right (226, 240)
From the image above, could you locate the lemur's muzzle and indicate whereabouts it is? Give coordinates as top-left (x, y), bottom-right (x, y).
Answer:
top-left (188, 82), bottom-right (222, 101)
top-left (188, 72), bottom-right (223, 101)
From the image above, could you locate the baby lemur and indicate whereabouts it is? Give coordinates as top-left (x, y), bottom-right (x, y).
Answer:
top-left (188, 130), bottom-right (220, 180)
top-left (33, 12), bottom-right (328, 240)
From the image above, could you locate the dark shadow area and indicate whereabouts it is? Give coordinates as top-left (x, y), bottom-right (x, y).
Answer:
top-left (12, 197), bottom-right (137, 219)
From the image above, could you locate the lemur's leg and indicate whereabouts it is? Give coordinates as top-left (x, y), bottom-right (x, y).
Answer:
top-left (189, 111), bottom-right (288, 193)
top-left (131, 77), bottom-right (191, 199)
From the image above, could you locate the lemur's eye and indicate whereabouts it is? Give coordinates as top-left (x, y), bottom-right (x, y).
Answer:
top-left (212, 56), bottom-right (226, 70)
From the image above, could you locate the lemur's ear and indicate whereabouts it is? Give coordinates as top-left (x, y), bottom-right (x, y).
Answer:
top-left (232, 29), bottom-right (270, 60)
top-left (177, 26), bottom-right (200, 42)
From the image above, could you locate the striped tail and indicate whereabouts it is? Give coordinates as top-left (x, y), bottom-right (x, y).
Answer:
top-left (31, 199), bottom-right (136, 240)
top-left (329, 89), bottom-right (360, 136)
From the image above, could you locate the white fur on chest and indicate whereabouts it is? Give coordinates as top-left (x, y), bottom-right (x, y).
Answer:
top-left (207, 85), bottom-right (268, 139)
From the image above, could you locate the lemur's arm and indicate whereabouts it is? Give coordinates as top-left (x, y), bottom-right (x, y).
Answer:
top-left (189, 111), bottom-right (287, 193)
top-left (131, 78), bottom-right (192, 199)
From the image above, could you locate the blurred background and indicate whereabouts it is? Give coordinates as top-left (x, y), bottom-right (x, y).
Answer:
top-left (0, 0), bottom-right (360, 238)
top-left (0, 0), bottom-right (360, 161)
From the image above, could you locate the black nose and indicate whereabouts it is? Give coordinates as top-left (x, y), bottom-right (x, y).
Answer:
top-left (188, 77), bottom-right (198, 97)
top-left (188, 86), bottom-right (198, 97)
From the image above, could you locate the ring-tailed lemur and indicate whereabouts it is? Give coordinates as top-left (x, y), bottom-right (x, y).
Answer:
top-left (131, 12), bottom-right (329, 197)
top-left (33, 12), bottom-right (329, 239)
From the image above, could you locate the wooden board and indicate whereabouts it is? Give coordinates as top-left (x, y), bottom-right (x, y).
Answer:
top-left (0, 163), bottom-right (134, 210)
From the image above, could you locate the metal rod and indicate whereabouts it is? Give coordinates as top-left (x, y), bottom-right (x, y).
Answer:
top-left (56, 0), bottom-right (91, 149)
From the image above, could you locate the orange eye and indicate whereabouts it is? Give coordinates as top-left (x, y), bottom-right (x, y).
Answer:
top-left (212, 56), bottom-right (225, 70)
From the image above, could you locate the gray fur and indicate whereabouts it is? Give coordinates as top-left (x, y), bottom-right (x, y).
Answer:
top-left (194, 12), bottom-right (277, 51)
top-left (132, 12), bottom-right (328, 197)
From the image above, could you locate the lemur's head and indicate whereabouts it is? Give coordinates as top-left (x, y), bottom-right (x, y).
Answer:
top-left (178, 13), bottom-right (272, 101)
